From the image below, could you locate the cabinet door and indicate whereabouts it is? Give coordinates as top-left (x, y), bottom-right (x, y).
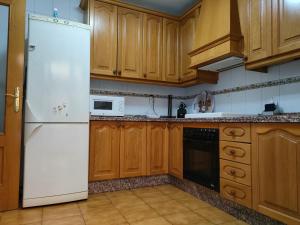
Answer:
top-left (147, 123), bottom-right (169, 175)
top-left (180, 10), bottom-right (198, 82)
top-left (118, 8), bottom-right (143, 79)
top-left (272, 0), bottom-right (300, 55)
top-left (143, 14), bottom-right (163, 81)
top-left (247, 0), bottom-right (272, 63)
top-left (252, 124), bottom-right (300, 224)
top-left (90, 1), bottom-right (117, 76)
top-left (163, 19), bottom-right (180, 82)
top-left (89, 122), bottom-right (120, 181)
top-left (168, 124), bottom-right (183, 179)
top-left (120, 122), bottom-right (147, 178)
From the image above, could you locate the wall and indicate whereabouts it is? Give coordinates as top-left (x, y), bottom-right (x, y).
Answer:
top-left (0, 5), bottom-right (9, 131)
top-left (186, 59), bottom-right (300, 114)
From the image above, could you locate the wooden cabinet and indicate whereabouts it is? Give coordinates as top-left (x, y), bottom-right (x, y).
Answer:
top-left (147, 123), bottom-right (169, 175)
top-left (118, 8), bottom-right (144, 79)
top-left (168, 123), bottom-right (183, 179)
top-left (143, 14), bottom-right (163, 81)
top-left (90, 1), bottom-right (118, 76)
top-left (162, 19), bottom-right (180, 82)
top-left (272, 0), bottom-right (300, 55)
top-left (220, 123), bottom-right (251, 143)
top-left (220, 141), bottom-right (251, 164)
top-left (180, 9), bottom-right (198, 82)
top-left (120, 122), bottom-right (147, 178)
top-left (247, 0), bottom-right (272, 63)
top-left (246, 0), bottom-right (300, 70)
top-left (89, 121), bottom-right (120, 181)
top-left (252, 124), bottom-right (300, 224)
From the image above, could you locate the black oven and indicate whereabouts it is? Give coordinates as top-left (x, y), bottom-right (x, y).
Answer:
top-left (183, 128), bottom-right (219, 192)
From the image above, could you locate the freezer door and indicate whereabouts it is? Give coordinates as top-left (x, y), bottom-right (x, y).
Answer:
top-left (25, 17), bottom-right (90, 123)
top-left (23, 123), bottom-right (89, 200)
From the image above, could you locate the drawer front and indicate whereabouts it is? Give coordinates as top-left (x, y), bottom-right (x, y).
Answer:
top-left (221, 178), bottom-right (252, 208)
top-left (220, 141), bottom-right (251, 164)
top-left (220, 159), bottom-right (251, 186)
top-left (220, 124), bottom-right (251, 143)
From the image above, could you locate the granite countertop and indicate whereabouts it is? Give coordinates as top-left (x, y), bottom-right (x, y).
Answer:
top-left (90, 113), bottom-right (300, 123)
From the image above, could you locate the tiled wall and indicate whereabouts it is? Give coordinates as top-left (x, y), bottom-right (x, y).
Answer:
top-left (186, 59), bottom-right (300, 114)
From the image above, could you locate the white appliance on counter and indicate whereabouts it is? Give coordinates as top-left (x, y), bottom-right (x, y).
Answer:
top-left (23, 14), bottom-right (90, 207)
top-left (90, 95), bottom-right (125, 116)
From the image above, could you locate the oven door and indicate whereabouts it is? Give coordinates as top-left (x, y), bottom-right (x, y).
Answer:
top-left (183, 137), bottom-right (219, 191)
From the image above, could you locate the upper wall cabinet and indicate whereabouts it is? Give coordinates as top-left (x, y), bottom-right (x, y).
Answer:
top-left (118, 8), bottom-right (144, 79)
top-left (162, 19), bottom-right (180, 82)
top-left (90, 1), bottom-right (117, 76)
top-left (246, 0), bottom-right (300, 70)
top-left (180, 9), bottom-right (198, 82)
top-left (143, 14), bottom-right (163, 81)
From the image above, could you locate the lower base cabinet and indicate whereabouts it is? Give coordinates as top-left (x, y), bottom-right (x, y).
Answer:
top-left (168, 123), bottom-right (183, 179)
top-left (252, 124), bottom-right (300, 225)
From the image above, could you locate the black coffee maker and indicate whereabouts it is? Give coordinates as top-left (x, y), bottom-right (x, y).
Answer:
top-left (177, 102), bottom-right (187, 118)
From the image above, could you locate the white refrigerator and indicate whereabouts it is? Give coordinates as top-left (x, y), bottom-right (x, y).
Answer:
top-left (23, 14), bottom-right (90, 207)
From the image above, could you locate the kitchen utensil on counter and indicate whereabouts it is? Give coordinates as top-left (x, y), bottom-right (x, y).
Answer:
top-left (192, 91), bottom-right (214, 113)
top-left (177, 102), bottom-right (187, 118)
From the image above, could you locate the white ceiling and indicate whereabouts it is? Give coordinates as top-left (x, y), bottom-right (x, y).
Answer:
top-left (121, 0), bottom-right (199, 16)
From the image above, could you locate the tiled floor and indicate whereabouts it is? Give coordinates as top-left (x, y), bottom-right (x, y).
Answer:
top-left (0, 185), bottom-right (249, 225)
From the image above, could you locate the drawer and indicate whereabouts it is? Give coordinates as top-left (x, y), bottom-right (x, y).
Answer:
top-left (220, 159), bottom-right (251, 186)
top-left (220, 123), bottom-right (251, 143)
top-left (220, 178), bottom-right (252, 208)
top-left (220, 141), bottom-right (251, 164)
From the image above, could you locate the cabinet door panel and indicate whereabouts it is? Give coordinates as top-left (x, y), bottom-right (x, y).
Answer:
top-left (143, 14), bottom-right (163, 81)
top-left (147, 123), bottom-right (168, 175)
top-left (120, 122), bottom-right (147, 178)
top-left (168, 124), bottom-right (183, 179)
top-left (91, 1), bottom-right (117, 76)
top-left (248, 0), bottom-right (272, 62)
top-left (89, 122), bottom-right (120, 181)
top-left (118, 8), bottom-right (143, 79)
top-left (180, 10), bottom-right (198, 82)
top-left (163, 19), bottom-right (179, 82)
top-left (272, 0), bottom-right (300, 55)
top-left (252, 125), bottom-right (300, 224)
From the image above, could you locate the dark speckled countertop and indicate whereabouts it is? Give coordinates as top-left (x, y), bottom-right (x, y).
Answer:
top-left (90, 113), bottom-right (300, 123)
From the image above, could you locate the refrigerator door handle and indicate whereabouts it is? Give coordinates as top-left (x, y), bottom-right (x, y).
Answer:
top-left (24, 124), bottom-right (43, 145)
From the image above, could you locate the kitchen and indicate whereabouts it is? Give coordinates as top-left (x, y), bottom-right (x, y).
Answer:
top-left (0, 0), bottom-right (300, 225)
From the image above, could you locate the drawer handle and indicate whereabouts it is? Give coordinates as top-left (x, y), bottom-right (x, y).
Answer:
top-left (229, 169), bottom-right (236, 176)
top-left (229, 149), bottom-right (236, 156)
top-left (229, 130), bottom-right (236, 136)
top-left (229, 190), bottom-right (236, 197)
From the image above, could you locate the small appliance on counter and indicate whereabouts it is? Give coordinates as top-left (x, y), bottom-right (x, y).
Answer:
top-left (262, 101), bottom-right (281, 115)
top-left (177, 102), bottom-right (187, 118)
top-left (90, 95), bottom-right (125, 116)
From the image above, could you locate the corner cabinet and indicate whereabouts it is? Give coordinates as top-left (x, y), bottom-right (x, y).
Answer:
top-left (120, 122), bottom-right (147, 178)
top-left (168, 123), bottom-right (183, 179)
top-left (179, 9), bottom-right (198, 82)
top-left (251, 124), bottom-right (300, 225)
top-left (147, 123), bottom-right (169, 175)
top-left (89, 121), bottom-right (120, 181)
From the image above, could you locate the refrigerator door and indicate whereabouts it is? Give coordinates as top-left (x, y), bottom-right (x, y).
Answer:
top-left (23, 123), bottom-right (88, 205)
top-left (25, 15), bottom-right (90, 123)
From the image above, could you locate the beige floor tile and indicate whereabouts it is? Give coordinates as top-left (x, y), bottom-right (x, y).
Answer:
top-left (110, 195), bottom-right (145, 209)
top-left (133, 188), bottom-right (172, 204)
top-left (83, 206), bottom-right (126, 225)
top-left (130, 217), bottom-right (171, 225)
top-left (154, 185), bottom-right (183, 195)
top-left (0, 208), bottom-right (42, 225)
top-left (77, 194), bottom-right (111, 214)
top-left (148, 199), bottom-right (189, 216)
top-left (105, 190), bottom-right (134, 199)
top-left (168, 190), bottom-right (195, 200)
top-left (163, 211), bottom-right (209, 225)
top-left (119, 203), bottom-right (158, 223)
top-left (194, 207), bottom-right (236, 224)
top-left (176, 196), bottom-right (211, 210)
top-left (42, 203), bottom-right (81, 221)
top-left (42, 215), bottom-right (84, 225)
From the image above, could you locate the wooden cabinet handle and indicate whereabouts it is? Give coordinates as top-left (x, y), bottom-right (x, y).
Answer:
top-left (229, 190), bottom-right (236, 197)
top-left (229, 169), bottom-right (236, 176)
top-left (229, 149), bottom-right (236, 156)
top-left (229, 130), bottom-right (236, 136)
top-left (118, 70), bottom-right (122, 76)
top-left (113, 69), bottom-right (117, 75)
top-left (143, 73), bottom-right (147, 78)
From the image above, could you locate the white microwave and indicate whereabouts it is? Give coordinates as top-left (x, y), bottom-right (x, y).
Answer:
top-left (90, 95), bottom-right (125, 116)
